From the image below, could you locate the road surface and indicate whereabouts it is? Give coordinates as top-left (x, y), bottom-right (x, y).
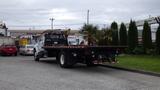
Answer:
top-left (0, 56), bottom-right (160, 90)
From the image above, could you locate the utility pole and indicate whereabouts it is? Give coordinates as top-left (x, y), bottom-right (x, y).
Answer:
top-left (149, 15), bottom-right (151, 18)
top-left (50, 18), bottom-right (55, 30)
top-left (87, 10), bottom-right (90, 25)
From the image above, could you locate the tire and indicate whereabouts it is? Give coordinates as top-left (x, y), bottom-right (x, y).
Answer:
top-left (20, 53), bottom-right (24, 56)
top-left (86, 61), bottom-right (96, 67)
top-left (34, 50), bottom-right (39, 61)
top-left (86, 58), bottom-right (97, 67)
top-left (59, 52), bottom-right (71, 68)
top-left (14, 53), bottom-right (17, 56)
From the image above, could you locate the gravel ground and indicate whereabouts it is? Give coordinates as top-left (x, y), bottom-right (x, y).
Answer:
top-left (0, 56), bottom-right (160, 90)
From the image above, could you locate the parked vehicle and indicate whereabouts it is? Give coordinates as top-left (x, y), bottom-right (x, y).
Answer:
top-left (0, 36), bottom-right (17, 56)
top-left (19, 44), bottom-right (34, 55)
top-left (34, 30), bottom-right (126, 68)
top-left (0, 45), bottom-right (17, 56)
top-left (0, 36), bottom-right (15, 46)
top-left (19, 35), bottom-right (34, 46)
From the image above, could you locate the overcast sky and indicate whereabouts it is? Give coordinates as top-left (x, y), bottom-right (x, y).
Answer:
top-left (0, 0), bottom-right (160, 30)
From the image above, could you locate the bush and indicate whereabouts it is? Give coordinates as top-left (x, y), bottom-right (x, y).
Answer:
top-left (133, 47), bottom-right (144, 55)
top-left (125, 48), bottom-right (132, 54)
top-left (146, 49), bottom-right (156, 55)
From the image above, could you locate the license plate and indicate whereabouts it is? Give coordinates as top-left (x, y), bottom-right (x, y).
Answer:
top-left (9, 49), bottom-right (13, 50)
top-left (93, 60), bottom-right (103, 64)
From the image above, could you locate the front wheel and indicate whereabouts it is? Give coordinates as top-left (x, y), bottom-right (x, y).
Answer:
top-left (34, 50), bottom-right (39, 61)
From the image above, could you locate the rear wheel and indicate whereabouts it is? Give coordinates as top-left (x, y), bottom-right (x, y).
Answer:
top-left (86, 57), bottom-right (97, 67)
top-left (59, 52), bottom-right (71, 68)
top-left (86, 61), bottom-right (96, 67)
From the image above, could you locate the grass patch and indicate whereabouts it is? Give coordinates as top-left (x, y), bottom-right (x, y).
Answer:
top-left (111, 55), bottom-right (160, 73)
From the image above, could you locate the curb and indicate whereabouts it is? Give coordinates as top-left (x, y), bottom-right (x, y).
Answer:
top-left (100, 64), bottom-right (160, 77)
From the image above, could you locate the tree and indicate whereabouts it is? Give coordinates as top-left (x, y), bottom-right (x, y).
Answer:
top-left (97, 28), bottom-right (112, 45)
top-left (81, 24), bottom-right (98, 45)
top-left (142, 21), bottom-right (152, 53)
top-left (111, 21), bottom-right (119, 45)
top-left (81, 24), bottom-right (98, 35)
top-left (128, 20), bottom-right (138, 53)
top-left (156, 25), bottom-right (160, 54)
top-left (119, 23), bottom-right (127, 45)
top-left (133, 21), bottom-right (138, 46)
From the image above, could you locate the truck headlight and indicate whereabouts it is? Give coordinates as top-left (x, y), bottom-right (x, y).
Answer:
top-left (72, 53), bottom-right (77, 57)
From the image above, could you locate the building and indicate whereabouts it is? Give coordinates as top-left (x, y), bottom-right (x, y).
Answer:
top-left (8, 29), bottom-right (45, 38)
top-left (125, 16), bottom-right (160, 43)
top-left (8, 29), bottom-right (80, 38)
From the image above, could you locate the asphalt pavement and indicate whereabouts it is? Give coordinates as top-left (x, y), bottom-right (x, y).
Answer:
top-left (0, 56), bottom-right (160, 90)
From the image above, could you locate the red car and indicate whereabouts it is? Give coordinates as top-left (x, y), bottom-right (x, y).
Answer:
top-left (0, 45), bottom-right (18, 56)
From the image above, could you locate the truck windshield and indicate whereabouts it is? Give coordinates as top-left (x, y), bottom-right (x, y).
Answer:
top-left (49, 34), bottom-right (64, 39)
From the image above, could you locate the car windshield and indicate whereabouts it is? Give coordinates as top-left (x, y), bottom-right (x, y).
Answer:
top-left (4, 45), bottom-right (15, 47)
top-left (26, 46), bottom-right (34, 48)
top-left (20, 46), bottom-right (25, 48)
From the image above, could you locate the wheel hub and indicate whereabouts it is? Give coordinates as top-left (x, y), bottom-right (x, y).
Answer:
top-left (60, 54), bottom-right (65, 65)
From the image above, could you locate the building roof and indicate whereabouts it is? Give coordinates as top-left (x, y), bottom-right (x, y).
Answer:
top-left (8, 29), bottom-right (45, 34)
top-left (8, 29), bottom-right (80, 34)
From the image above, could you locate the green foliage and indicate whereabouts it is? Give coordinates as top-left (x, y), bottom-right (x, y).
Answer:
top-left (142, 21), bottom-right (152, 53)
top-left (156, 25), bottom-right (160, 54)
top-left (111, 21), bottom-right (119, 45)
top-left (111, 21), bottom-right (118, 30)
top-left (132, 46), bottom-right (144, 55)
top-left (97, 28), bottom-right (112, 45)
top-left (119, 23), bottom-right (127, 45)
top-left (81, 24), bottom-right (98, 45)
top-left (81, 24), bottom-right (114, 46)
top-left (128, 20), bottom-right (138, 53)
top-left (133, 21), bottom-right (138, 45)
top-left (81, 24), bottom-right (98, 35)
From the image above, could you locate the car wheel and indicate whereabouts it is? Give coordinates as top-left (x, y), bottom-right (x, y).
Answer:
top-left (14, 53), bottom-right (17, 56)
top-left (34, 51), bottom-right (39, 61)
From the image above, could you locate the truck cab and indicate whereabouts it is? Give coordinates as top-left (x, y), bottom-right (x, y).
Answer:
top-left (34, 30), bottom-right (67, 61)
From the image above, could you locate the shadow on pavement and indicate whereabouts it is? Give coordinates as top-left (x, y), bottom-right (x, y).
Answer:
top-left (38, 59), bottom-right (116, 74)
